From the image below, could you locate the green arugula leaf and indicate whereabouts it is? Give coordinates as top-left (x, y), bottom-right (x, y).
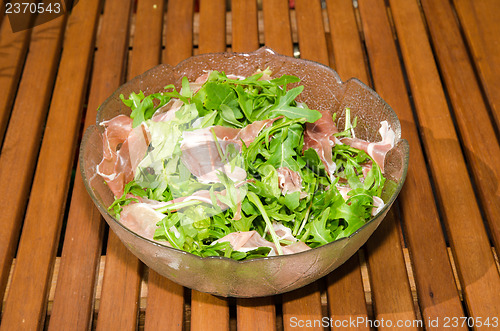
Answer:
top-left (307, 207), bottom-right (334, 245)
top-left (204, 82), bottom-right (237, 110)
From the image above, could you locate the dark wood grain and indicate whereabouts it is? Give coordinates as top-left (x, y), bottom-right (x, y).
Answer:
top-left (93, 1), bottom-right (148, 330)
top-left (0, 0), bottom-right (102, 329)
top-left (143, 0), bottom-right (188, 329)
top-left (294, 0), bottom-right (329, 65)
top-left (198, 0), bottom-right (226, 54)
top-left (232, 2), bottom-right (277, 329)
top-left (96, 233), bottom-right (142, 331)
top-left (189, 1), bottom-right (230, 329)
top-left (326, 0), bottom-right (369, 84)
top-left (388, 0), bottom-right (500, 320)
top-left (262, 0), bottom-right (293, 56)
top-left (49, 0), bottom-right (133, 329)
top-left (145, 271), bottom-right (185, 330)
top-left (0, 14), bottom-right (65, 304)
top-left (365, 210), bottom-right (418, 329)
top-left (191, 291), bottom-right (230, 331)
top-left (163, 0), bottom-right (194, 65)
top-left (0, 17), bottom-right (30, 146)
top-left (421, 0), bottom-right (500, 258)
top-left (237, 297), bottom-right (276, 331)
top-left (323, 1), bottom-right (370, 327)
top-left (231, 0), bottom-right (259, 52)
top-left (278, 3), bottom-right (329, 328)
top-left (358, 0), bottom-right (466, 325)
top-left (326, 256), bottom-right (368, 331)
top-left (453, 0), bottom-right (500, 129)
top-left (282, 283), bottom-right (323, 331)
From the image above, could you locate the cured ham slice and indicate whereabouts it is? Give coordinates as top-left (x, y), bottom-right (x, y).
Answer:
top-left (100, 115), bottom-right (132, 159)
top-left (119, 203), bottom-right (166, 240)
top-left (214, 228), bottom-right (311, 256)
top-left (180, 118), bottom-right (280, 184)
top-left (335, 184), bottom-right (352, 201)
top-left (272, 222), bottom-right (297, 242)
top-left (341, 121), bottom-right (395, 172)
top-left (303, 110), bottom-right (338, 177)
top-left (151, 98), bottom-right (184, 122)
top-left (180, 129), bottom-right (246, 184)
top-left (97, 116), bottom-right (150, 197)
top-left (372, 196), bottom-right (385, 216)
top-left (277, 167), bottom-right (307, 198)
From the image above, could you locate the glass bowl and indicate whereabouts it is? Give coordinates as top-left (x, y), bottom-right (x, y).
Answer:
top-left (80, 47), bottom-right (409, 297)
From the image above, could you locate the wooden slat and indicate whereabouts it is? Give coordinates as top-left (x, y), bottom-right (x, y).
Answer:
top-left (96, 233), bottom-right (142, 331)
top-left (278, 3), bottom-right (328, 328)
top-left (231, 3), bottom-right (277, 329)
top-left (323, 1), bottom-right (370, 327)
top-left (282, 283), bottom-right (323, 331)
top-left (0, 6), bottom-right (4, 26)
top-left (420, 0), bottom-right (500, 255)
top-left (145, 271), bottom-right (185, 330)
top-left (49, 0), bottom-right (133, 328)
top-left (0, 14), bottom-right (65, 303)
top-left (93, 1), bottom-right (144, 330)
top-left (453, 0), bottom-right (500, 129)
top-left (191, 291), bottom-right (230, 331)
top-left (326, 0), bottom-right (369, 84)
top-left (163, 0), bottom-right (194, 65)
top-left (262, 0), bottom-right (293, 56)
top-left (388, 0), bottom-right (500, 320)
top-left (132, 0), bottom-right (164, 74)
top-left (365, 210), bottom-right (417, 328)
top-left (0, 18), bottom-right (30, 146)
top-left (237, 297), bottom-right (276, 331)
top-left (231, 0), bottom-right (259, 52)
top-left (133, 0), bottom-right (187, 329)
top-left (190, 1), bottom-right (230, 329)
top-left (48, 0), bottom-right (133, 329)
top-left (135, 0), bottom-right (187, 329)
top-left (326, 256), bottom-right (368, 330)
top-left (294, 0), bottom-right (329, 65)
top-left (0, 0), bottom-right (102, 329)
top-left (198, 0), bottom-right (226, 54)
top-left (358, 0), bottom-right (465, 324)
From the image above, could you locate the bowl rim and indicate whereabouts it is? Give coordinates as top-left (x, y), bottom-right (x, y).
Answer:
top-left (80, 47), bottom-right (410, 264)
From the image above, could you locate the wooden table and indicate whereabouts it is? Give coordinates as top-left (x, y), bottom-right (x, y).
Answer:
top-left (1, 0), bottom-right (499, 329)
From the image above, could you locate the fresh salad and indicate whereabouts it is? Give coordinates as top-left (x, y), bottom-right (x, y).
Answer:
top-left (97, 69), bottom-right (395, 260)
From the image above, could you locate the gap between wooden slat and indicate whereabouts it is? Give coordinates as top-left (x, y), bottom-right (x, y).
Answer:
top-left (3, 246), bottom-right (475, 327)
top-left (34, 2), bottom-right (500, 329)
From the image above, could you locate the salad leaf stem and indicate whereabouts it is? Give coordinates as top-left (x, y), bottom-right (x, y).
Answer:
top-left (161, 216), bottom-right (183, 250)
top-left (156, 199), bottom-right (202, 214)
top-left (294, 199), bottom-right (313, 237)
top-left (247, 192), bottom-right (283, 255)
top-left (211, 127), bottom-right (228, 164)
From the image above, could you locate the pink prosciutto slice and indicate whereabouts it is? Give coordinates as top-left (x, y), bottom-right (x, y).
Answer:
top-left (151, 98), bottom-right (184, 122)
top-left (341, 121), bottom-right (395, 172)
top-left (119, 203), bottom-right (166, 240)
top-left (97, 116), bottom-right (150, 197)
top-left (214, 228), bottom-right (310, 256)
top-left (180, 117), bottom-right (281, 184)
top-left (277, 167), bottom-right (307, 198)
top-left (303, 110), bottom-right (338, 177)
